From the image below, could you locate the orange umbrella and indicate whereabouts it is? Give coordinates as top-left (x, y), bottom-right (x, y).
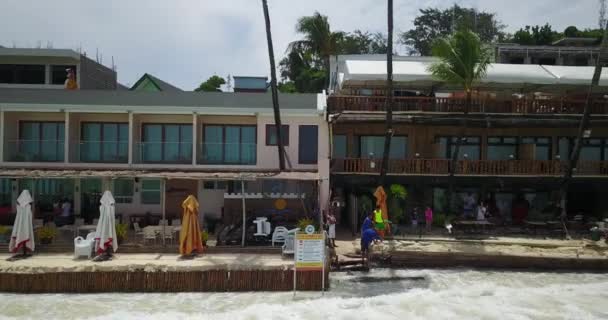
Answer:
top-left (179, 195), bottom-right (204, 256)
top-left (373, 186), bottom-right (390, 235)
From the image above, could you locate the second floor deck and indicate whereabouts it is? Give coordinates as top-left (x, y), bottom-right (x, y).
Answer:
top-left (327, 95), bottom-right (608, 115)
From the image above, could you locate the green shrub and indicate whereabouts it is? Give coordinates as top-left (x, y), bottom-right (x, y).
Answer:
top-left (115, 223), bottom-right (128, 241)
top-left (0, 225), bottom-right (9, 235)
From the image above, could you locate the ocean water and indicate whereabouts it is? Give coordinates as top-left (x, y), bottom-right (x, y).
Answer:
top-left (0, 269), bottom-right (607, 320)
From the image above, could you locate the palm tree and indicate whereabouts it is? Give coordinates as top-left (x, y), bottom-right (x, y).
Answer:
top-left (378, 0), bottom-right (394, 187)
top-left (559, 22), bottom-right (608, 218)
top-left (262, 0), bottom-right (286, 170)
top-left (287, 12), bottom-right (345, 87)
top-left (428, 30), bottom-right (492, 214)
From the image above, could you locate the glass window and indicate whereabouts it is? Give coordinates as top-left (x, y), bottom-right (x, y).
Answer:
top-left (520, 137), bottom-right (552, 161)
top-left (266, 125), bottom-right (289, 146)
top-left (333, 135), bottom-right (347, 158)
top-left (51, 65), bottom-right (77, 85)
top-left (142, 124), bottom-right (192, 163)
top-left (0, 65), bottom-right (45, 84)
top-left (581, 139), bottom-right (602, 161)
top-left (299, 125), bottom-right (318, 164)
top-left (141, 179), bottom-right (161, 204)
top-left (438, 136), bottom-right (480, 160)
top-left (359, 136), bottom-right (407, 159)
top-left (19, 179), bottom-right (74, 211)
top-left (487, 137), bottom-right (518, 160)
top-left (558, 137), bottom-right (571, 160)
top-left (202, 125), bottom-right (257, 165)
top-left (113, 179), bottom-right (134, 204)
top-left (18, 122), bottom-right (64, 162)
top-left (0, 179), bottom-right (11, 207)
top-left (81, 123), bottom-right (128, 162)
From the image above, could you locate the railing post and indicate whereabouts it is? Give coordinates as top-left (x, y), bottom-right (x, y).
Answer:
top-left (192, 112), bottom-right (197, 165)
top-left (64, 111), bottom-right (69, 163)
top-left (128, 111), bottom-right (133, 165)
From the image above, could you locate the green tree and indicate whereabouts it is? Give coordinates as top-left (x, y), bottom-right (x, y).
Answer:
top-left (280, 12), bottom-right (388, 93)
top-left (278, 81), bottom-right (297, 93)
top-left (428, 30), bottom-right (492, 215)
top-left (511, 24), bottom-right (559, 45)
top-left (195, 75), bottom-right (225, 92)
top-left (400, 5), bottom-right (505, 55)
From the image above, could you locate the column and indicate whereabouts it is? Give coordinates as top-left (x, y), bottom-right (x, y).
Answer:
top-left (556, 56), bottom-right (564, 65)
top-left (524, 56), bottom-right (532, 64)
top-left (64, 112), bottom-right (70, 163)
top-left (74, 179), bottom-right (81, 217)
top-left (10, 179), bottom-right (17, 211)
top-left (0, 110), bottom-right (4, 162)
top-left (128, 111), bottom-right (133, 165)
top-left (192, 112), bottom-right (197, 165)
top-left (44, 65), bottom-right (51, 85)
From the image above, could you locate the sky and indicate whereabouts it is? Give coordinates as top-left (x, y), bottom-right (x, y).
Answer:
top-left (0, 0), bottom-right (601, 90)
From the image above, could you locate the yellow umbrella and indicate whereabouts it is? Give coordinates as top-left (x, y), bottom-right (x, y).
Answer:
top-left (373, 186), bottom-right (390, 236)
top-left (179, 195), bottom-right (204, 256)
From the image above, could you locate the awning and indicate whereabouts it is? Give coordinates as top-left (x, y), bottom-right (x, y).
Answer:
top-left (0, 169), bottom-right (320, 181)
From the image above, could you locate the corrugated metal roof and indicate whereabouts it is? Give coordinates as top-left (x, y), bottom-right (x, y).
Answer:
top-left (131, 73), bottom-right (183, 92)
top-left (0, 88), bottom-right (318, 110)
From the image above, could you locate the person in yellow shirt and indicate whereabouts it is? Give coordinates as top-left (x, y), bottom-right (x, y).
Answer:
top-left (65, 68), bottom-right (78, 90)
top-left (373, 204), bottom-right (385, 238)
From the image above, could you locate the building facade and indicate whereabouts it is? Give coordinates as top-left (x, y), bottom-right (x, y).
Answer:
top-left (0, 48), bottom-right (118, 90)
top-left (328, 54), bottom-right (608, 233)
top-left (0, 89), bottom-right (329, 226)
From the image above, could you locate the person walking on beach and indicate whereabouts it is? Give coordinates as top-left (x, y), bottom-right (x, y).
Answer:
top-left (325, 206), bottom-right (337, 248)
top-left (425, 206), bottom-right (433, 232)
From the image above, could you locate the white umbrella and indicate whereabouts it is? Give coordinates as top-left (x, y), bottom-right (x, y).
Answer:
top-left (94, 190), bottom-right (117, 255)
top-left (9, 190), bottom-right (35, 254)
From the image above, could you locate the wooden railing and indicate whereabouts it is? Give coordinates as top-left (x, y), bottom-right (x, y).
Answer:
top-left (327, 95), bottom-right (608, 115)
top-left (332, 158), bottom-right (608, 176)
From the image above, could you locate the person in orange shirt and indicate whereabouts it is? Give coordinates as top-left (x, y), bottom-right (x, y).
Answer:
top-left (65, 68), bottom-right (78, 90)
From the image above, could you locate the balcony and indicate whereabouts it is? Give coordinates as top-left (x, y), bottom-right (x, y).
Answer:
top-left (332, 158), bottom-right (608, 177)
top-left (133, 142), bottom-right (193, 164)
top-left (198, 143), bottom-right (257, 165)
top-left (73, 140), bottom-right (128, 163)
top-left (327, 95), bottom-right (608, 115)
top-left (4, 140), bottom-right (64, 162)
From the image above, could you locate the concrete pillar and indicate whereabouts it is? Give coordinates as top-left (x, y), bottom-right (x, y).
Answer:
top-left (76, 63), bottom-right (81, 89)
top-left (0, 110), bottom-right (4, 162)
top-left (74, 179), bottom-right (81, 216)
top-left (44, 65), bottom-right (51, 85)
top-left (128, 111), bottom-right (133, 164)
top-left (11, 179), bottom-right (18, 211)
top-left (64, 112), bottom-right (70, 163)
top-left (192, 112), bottom-right (197, 165)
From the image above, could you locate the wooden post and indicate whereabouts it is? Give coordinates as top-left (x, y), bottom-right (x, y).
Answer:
top-left (241, 179), bottom-right (246, 247)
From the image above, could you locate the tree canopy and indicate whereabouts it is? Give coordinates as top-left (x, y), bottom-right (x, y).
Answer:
top-left (195, 75), bottom-right (225, 92)
top-left (400, 5), bottom-right (506, 55)
top-left (280, 12), bottom-right (388, 93)
top-left (508, 24), bottom-right (603, 45)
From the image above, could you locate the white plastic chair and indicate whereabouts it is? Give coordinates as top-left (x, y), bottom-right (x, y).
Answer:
top-left (133, 222), bottom-right (144, 238)
top-left (171, 219), bottom-right (181, 226)
top-left (142, 227), bottom-right (157, 245)
top-left (272, 226), bottom-right (289, 247)
top-left (92, 219), bottom-right (99, 225)
top-left (281, 228), bottom-right (300, 255)
top-left (163, 227), bottom-right (174, 244)
top-left (263, 221), bottom-right (271, 235)
top-left (159, 219), bottom-right (169, 226)
top-left (74, 232), bottom-right (96, 259)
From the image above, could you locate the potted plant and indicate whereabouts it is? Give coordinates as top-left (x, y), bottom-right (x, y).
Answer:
top-left (0, 225), bottom-right (10, 243)
top-left (116, 223), bottom-right (128, 245)
top-left (36, 226), bottom-right (57, 245)
top-left (200, 230), bottom-right (209, 247)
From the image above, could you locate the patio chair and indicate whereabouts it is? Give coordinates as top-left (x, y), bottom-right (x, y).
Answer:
top-left (74, 232), bottom-right (96, 259)
top-left (142, 227), bottom-right (157, 245)
top-left (162, 227), bottom-right (174, 244)
top-left (281, 228), bottom-right (300, 256)
top-left (133, 222), bottom-right (144, 237)
top-left (159, 219), bottom-right (169, 226)
top-left (92, 219), bottom-right (99, 226)
top-left (255, 221), bottom-right (272, 237)
top-left (272, 226), bottom-right (289, 247)
top-left (171, 219), bottom-right (181, 226)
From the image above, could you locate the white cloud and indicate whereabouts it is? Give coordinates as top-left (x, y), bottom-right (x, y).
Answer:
top-left (0, 0), bottom-right (600, 90)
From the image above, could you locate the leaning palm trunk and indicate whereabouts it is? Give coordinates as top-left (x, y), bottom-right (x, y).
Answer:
top-left (378, 0), bottom-right (394, 187)
top-left (262, 0), bottom-right (286, 171)
top-left (559, 23), bottom-right (608, 221)
top-left (446, 90), bottom-right (471, 215)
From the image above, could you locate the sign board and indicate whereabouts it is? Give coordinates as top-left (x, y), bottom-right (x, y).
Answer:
top-left (295, 233), bottom-right (324, 271)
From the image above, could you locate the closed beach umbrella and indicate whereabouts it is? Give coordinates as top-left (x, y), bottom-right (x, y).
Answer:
top-left (94, 191), bottom-right (117, 255)
top-left (179, 195), bottom-right (203, 256)
top-left (9, 190), bottom-right (35, 254)
top-left (373, 186), bottom-right (390, 235)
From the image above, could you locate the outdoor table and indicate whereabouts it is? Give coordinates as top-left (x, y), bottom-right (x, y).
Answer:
top-left (453, 220), bottom-right (494, 234)
top-left (77, 224), bottom-right (97, 236)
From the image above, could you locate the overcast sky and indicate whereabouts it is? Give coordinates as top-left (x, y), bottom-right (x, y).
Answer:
top-left (0, 0), bottom-right (600, 90)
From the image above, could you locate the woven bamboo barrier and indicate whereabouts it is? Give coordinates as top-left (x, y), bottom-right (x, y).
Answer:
top-left (0, 269), bottom-right (328, 293)
top-left (387, 251), bottom-right (608, 271)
